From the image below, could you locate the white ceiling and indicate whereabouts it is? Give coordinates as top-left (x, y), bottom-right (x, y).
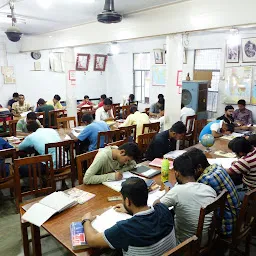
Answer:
top-left (0, 0), bottom-right (184, 35)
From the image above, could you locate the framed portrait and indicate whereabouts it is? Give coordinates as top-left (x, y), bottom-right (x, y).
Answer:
top-left (242, 38), bottom-right (256, 62)
top-left (226, 44), bottom-right (239, 63)
top-left (154, 49), bottom-right (163, 64)
top-left (94, 54), bottom-right (107, 71)
top-left (76, 53), bottom-right (90, 71)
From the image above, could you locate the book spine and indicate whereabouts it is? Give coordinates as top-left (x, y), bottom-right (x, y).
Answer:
top-left (70, 222), bottom-right (88, 250)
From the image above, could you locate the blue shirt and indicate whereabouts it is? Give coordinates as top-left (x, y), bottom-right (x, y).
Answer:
top-left (199, 120), bottom-right (221, 141)
top-left (0, 137), bottom-right (13, 176)
top-left (18, 128), bottom-right (61, 167)
top-left (77, 121), bottom-right (110, 151)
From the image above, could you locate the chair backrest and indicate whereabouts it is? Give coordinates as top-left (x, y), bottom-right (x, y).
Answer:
top-left (185, 115), bottom-right (197, 135)
top-left (81, 106), bottom-right (93, 112)
top-left (48, 110), bottom-right (66, 129)
top-left (142, 122), bottom-right (160, 134)
top-left (129, 101), bottom-right (139, 106)
top-left (144, 108), bottom-right (150, 116)
top-left (57, 116), bottom-right (77, 129)
top-left (122, 105), bottom-right (131, 119)
top-left (193, 119), bottom-right (207, 144)
top-left (35, 112), bottom-right (46, 127)
top-left (112, 104), bottom-right (121, 119)
top-left (196, 189), bottom-right (228, 250)
top-left (107, 139), bottom-right (128, 147)
top-left (119, 125), bottom-right (137, 142)
top-left (97, 130), bottom-right (121, 149)
top-left (163, 235), bottom-right (198, 256)
top-left (76, 150), bottom-right (98, 184)
top-left (137, 131), bottom-right (157, 155)
top-left (0, 113), bottom-right (13, 136)
top-left (14, 155), bottom-right (55, 206)
top-left (0, 148), bottom-right (17, 184)
top-left (9, 119), bottom-right (18, 136)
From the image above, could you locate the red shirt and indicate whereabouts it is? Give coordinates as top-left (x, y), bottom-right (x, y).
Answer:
top-left (77, 101), bottom-right (93, 108)
top-left (98, 101), bottom-right (104, 108)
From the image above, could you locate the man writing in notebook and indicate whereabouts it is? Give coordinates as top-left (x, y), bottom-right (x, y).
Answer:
top-left (83, 143), bottom-right (139, 184)
top-left (81, 177), bottom-right (176, 255)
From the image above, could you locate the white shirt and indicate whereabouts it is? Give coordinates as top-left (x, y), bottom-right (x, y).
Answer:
top-left (180, 107), bottom-right (196, 124)
top-left (210, 120), bottom-right (223, 133)
top-left (160, 182), bottom-right (216, 246)
top-left (95, 106), bottom-right (114, 121)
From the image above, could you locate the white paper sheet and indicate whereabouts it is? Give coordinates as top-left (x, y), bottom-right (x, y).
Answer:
top-left (147, 190), bottom-right (165, 206)
top-left (207, 158), bottom-right (237, 169)
top-left (164, 150), bottom-right (186, 159)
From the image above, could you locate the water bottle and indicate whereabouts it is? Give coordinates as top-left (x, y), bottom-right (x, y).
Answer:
top-left (161, 158), bottom-right (169, 183)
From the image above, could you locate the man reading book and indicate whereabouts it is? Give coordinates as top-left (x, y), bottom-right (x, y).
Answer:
top-left (81, 177), bottom-right (176, 255)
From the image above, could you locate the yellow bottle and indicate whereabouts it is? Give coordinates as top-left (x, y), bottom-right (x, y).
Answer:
top-left (161, 158), bottom-right (169, 183)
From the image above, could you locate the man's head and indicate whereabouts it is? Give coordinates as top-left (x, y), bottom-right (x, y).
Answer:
top-left (237, 99), bottom-right (246, 111)
top-left (27, 121), bottom-right (40, 133)
top-left (100, 94), bottom-right (107, 101)
top-left (129, 94), bottom-right (135, 102)
top-left (185, 148), bottom-right (210, 179)
top-left (173, 154), bottom-right (195, 184)
top-left (246, 134), bottom-right (256, 147)
top-left (221, 122), bottom-right (235, 135)
top-left (84, 95), bottom-right (90, 103)
top-left (103, 98), bottom-right (113, 112)
top-left (130, 105), bottom-right (138, 114)
top-left (169, 121), bottom-right (186, 140)
top-left (158, 94), bottom-right (165, 106)
top-left (116, 142), bottom-right (140, 165)
top-left (82, 114), bottom-right (93, 125)
top-left (18, 94), bottom-right (25, 104)
top-left (225, 105), bottom-right (234, 118)
top-left (53, 94), bottom-right (61, 104)
top-left (228, 137), bottom-right (254, 157)
top-left (13, 92), bottom-right (19, 101)
top-left (120, 177), bottom-right (148, 215)
top-left (37, 98), bottom-right (46, 106)
top-left (26, 112), bottom-right (37, 124)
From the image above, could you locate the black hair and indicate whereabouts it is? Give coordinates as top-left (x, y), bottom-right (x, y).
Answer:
top-left (101, 94), bottom-right (107, 100)
top-left (84, 95), bottom-right (89, 100)
top-left (54, 95), bottom-right (61, 101)
top-left (82, 114), bottom-right (93, 123)
top-left (121, 177), bottom-right (148, 207)
top-left (13, 92), bottom-right (19, 98)
top-left (225, 123), bottom-right (235, 133)
top-left (118, 142), bottom-right (140, 160)
top-left (37, 98), bottom-right (46, 105)
top-left (173, 154), bottom-right (195, 177)
top-left (27, 121), bottom-right (40, 133)
top-left (130, 105), bottom-right (138, 114)
top-left (103, 98), bottom-right (112, 106)
top-left (237, 99), bottom-right (246, 106)
top-left (181, 103), bottom-right (185, 109)
top-left (228, 137), bottom-right (253, 155)
top-left (170, 121), bottom-right (186, 134)
top-left (225, 105), bottom-right (234, 111)
top-left (129, 94), bottom-right (135, 102)
top-left (19, 94), bottom-right (24, 97)
top-left (158, 94), bottom-right (164, 100)
top-left (186, 148), bottom-right (210, 170)
top-left (247, 134), bottom-right (256, 147)
top-left (27, 112), bottom-right (37, 120)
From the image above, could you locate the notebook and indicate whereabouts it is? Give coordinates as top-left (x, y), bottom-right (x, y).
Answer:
top-left (64, 188), bottom-right (95, 205)
top-left (207, 158), bottom-right (237, 169)
top-left (214, 150), bottom-right (236, 158)
top-left (22, 191), bottom-right (77, 227)
top-left (131, 165), bottom-right (161, 178)
top-left (149, 158), bottom-right (174, 169)
top-left (163, 150), bottom-right (186, 159)
top-left (221, 132), bottom-right (244, 140)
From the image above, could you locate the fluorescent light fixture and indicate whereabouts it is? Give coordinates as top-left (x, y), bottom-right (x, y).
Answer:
top-left (37, 0), bottom-right (53, 9)
top-left (110, 42), bottom-right (120, 55)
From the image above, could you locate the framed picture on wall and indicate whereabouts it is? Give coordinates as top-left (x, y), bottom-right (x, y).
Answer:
top-left (242, 38), bottom-right (256, 62)
top-left (76, 53), bottom-right (90, 71)
top-left (226, 44), bottom-right (239, 63)
top-left (153, 49), bottom-right (163, 64)
top-left (94, 54), bottom-right (107, 71)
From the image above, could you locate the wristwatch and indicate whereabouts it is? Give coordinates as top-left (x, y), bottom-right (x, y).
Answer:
top-left (81, 218), bottom-right (91, 225)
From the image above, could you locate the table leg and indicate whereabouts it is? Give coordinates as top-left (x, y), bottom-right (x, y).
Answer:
top-left (31, 224), bottom-right (42, 256)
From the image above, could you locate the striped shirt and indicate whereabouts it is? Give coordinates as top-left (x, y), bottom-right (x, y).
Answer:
top-left (229, 149), bottom-right (256, 189)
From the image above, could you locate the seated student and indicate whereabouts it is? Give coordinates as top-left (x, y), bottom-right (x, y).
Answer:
top-left (227, 137), bottom-right (256, 200)
top-left (95, 98), bottom-right (114, 121)
top-left (47, 94), bottom-right (63, 110)
top-left (199, 120), bottom-right (235, 141)
top-left (97, 94), bottom-right (107, 109)
top-left (68, 114), bottom-right (109, 152)
top-left (123, 94), bottom-right (137, 106)
top-left (7, 92), bottom-right (19, 110)
top-left (81, 177), bottom-right (176, 255)
top-left (120, 105), bottom-right (150, 141)
top-left (83, 143), bottom-right (139, 184)
top-left (233, 99), bottom-right (253, 126)
top-left (146, 121), bottom-right (186, 161)
top-left (246, 134), bottom-right (256, 147)
top-left (180, 103), bottom-right (196, 124)
top-left (16, 112), bottom-right (42, 135)
top-left (217, 105), bottom-right (235, 124)
top-left (0, 137), bottom-right (14, 177)
top-left (149, 94), bottom-right (165, 117)
top-left (187, 148), bottom-right (240, 237)
top-left (155, 154), bottom-right (216, 246)
top-left (12, 94), bottom-right (32, 117)
top-left (36, 98), bottom-right (55, 127)
top-left (77, 95), bottom-right (94, 108)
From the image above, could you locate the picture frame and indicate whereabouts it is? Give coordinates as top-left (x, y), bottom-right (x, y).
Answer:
top-left (153, 49), bottom-right (163, 64)
top-left (76, 53), bottom-right (90, 71)
top-left (242, 38), bottom-right (256, 63)
top-left (226, 44), bottom-right (239, 63)
top-left (94, 54), bottom-right (107, 71)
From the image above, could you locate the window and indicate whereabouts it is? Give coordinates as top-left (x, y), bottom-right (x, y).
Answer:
top-left (194, 49), bottom-right (222, 112)
top-left (133, 53), bottom-right (150, 103)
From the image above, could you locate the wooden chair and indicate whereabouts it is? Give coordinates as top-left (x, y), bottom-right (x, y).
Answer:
top-left (9, 119), bottom-right (18, 136)
top-left (45, 140), bottom-right (76, 187)
top-left (35, 112), bottom-right (46, 127)
top-left (163, 235), bottom-right (198, 256)
top-left (57, 116), bottom-right (77, 129)
top-left (112, 104), bottom-right (121, 119)
top-left (48, 110), bottom-right (66, 129)
top-left (80, 106), bottom-right (93, 113)
top-left (97, 130), bottom-right (121, 149)
top-left (107, 139), bottom-right (128, 147)
top-left (119, 125), bottom-right (137, 142)
top-left (196, 189), bottom-right (228, 255)
top-left (182, 115), bottom-right (197, 148)
top-left (142, 122), bottom-right (160, 134)
top-left (144, 107), bottom-right (150, 116)
top-left (76, 150), bottom-right (98, 184)
top-left (0, 113), bottom-right (13, 137)
top-left (220, 188), bottom-right (256, 256)
top-left (137, 131), bottom-right (157, 157)
top-left (129, 101), bottom-right (139, 106)
top-left (122, 105), bottom-right (131, 119)
top-left (193, 119), bottom-right (207, 144)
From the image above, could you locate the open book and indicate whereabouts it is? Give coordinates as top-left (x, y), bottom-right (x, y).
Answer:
top-left (164, 150), bottom-right (186, 159)
top-left (207, 158), bottom-right (237, 169)
top-left (22, 191), bottom-right (77, 227)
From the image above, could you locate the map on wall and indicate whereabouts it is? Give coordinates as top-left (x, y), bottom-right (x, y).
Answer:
top-left (152, 65), bottom-right (166, 86)
top-left (251, 67), bottom-right (256, 104)
top-left (224, 66), bottom-right (252, 104)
